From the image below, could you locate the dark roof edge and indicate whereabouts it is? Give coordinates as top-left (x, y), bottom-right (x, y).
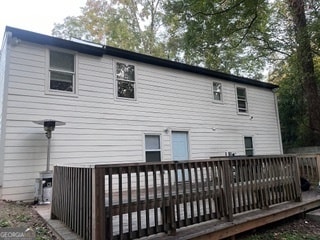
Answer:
top-left (5, 26), bottom-right (278, 90)
top-left (5, 26), bottom-right (104, 57)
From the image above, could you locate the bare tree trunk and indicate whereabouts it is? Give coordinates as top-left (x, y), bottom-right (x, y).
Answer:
top-left (287, 0), bottom-right (320, 145)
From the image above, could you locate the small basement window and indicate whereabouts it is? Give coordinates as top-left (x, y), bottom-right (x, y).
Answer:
top-left (145, 135), bottom-right (161, 162)
top-left (237, 87), bottom-right (248, 113)
top-left (244, 136), bottom-right (254, 156)
top-left (213, 82), bottom-right (222, 101)
top-left (49, 50), bottom-right (75, 93)
top-left (116, 62), bottom-right (135, 99)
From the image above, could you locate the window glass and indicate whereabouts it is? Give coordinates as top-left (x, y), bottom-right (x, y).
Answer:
top-left (49, 51), bottom-right (75, 93)
top-left (50, 72), bottom-right (73, 92)
top-left (213, 82), bottom-right (222, 101)
top-left (237, 87), bottom-right (248, 113)
top-left (116, 62), bottom-right (135, 99)
top-left (145, 135), bottom-right (161, 162)
top-left (146, 135), bottom-right (160, 149)
top-left (146, 152), bottom-right (161, 162)
top-left (117, 81), bottom-right (135, 98)
top-left (244, 137), bottom-right (253, 156)
top-left (50, 51), bottom-right (74, 71)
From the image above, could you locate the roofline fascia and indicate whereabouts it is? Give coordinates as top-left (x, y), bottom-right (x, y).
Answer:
top-left (5, 26), bottom-right (278, 90)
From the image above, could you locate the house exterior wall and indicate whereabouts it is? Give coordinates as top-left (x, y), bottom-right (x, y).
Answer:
top-left (0, 33), bottom-right (11, 193)
top-left (0, 37), bottom-right (282, 201)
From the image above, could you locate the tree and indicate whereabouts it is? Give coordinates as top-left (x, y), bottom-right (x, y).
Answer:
top-left (286, 0), bottom-right (320, 145)
top-left (52, 0), bottom-right (168, 57)
top-left (164, 0), bottom-right (276, 78)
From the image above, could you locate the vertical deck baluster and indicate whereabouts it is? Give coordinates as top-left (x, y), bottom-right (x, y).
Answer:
top-left (244, 159), bottom-right (250, 210)
top-left (127, 166), bottom-right (133, 239)
top-left (199, 162), bottom-right (207, 221)
top-left (194, 162), bottom-right (201, 223)
top-left (181, 162), bottom-right (188, 226)
top-left (118, 167), bottom-right (123, 238)
top-left (160, 164), bottom-right (166, 232)
top-left (235, 159), bottom-right (241, 213)
top-left (248, 159), bottom-right (255, 210)
top-left (167, 163), bottom-right (176, 235)
top-left (211, 161), bottom-right (220, 219)
top-left (205, 162), bottom-right (213, 219)
top-left (144, 165), bottom-right (150, 235)
top-left (136, 165), bottom-right (142, 237)
top-left (173, 162), bottom-right (180, 228)
top-left (108, 167), bottom-right (113, 239)
top-left (152, 165), bottom-right (159, 233)
top-left (188, 162), bottom-right (195, 224)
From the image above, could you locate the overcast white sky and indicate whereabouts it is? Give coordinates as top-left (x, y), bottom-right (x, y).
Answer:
top-left (0, 0), bottom-right (86, 46)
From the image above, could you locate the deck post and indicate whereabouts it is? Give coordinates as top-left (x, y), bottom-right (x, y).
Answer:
top-left (92, 167), bottom-right (106, 240)
top-left (316, 154), bottom-right (320, 187)
top-left (293, 156), bottom-right (302, 202)
top-left (223, 160), bottom-right (233, 221)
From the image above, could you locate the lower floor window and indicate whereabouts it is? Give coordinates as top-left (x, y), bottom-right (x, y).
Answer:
top-left (244, 137), bottom-right (254, 156)
top-left (145, 135), bottom-right (161, 162)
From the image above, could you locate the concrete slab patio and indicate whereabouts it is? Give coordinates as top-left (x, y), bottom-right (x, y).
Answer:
top-left (33, 204), bottom-right (81, 240)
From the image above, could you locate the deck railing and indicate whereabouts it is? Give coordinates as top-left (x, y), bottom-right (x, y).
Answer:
top-left (51, 155), bottom-right (302, 240)
top-left (297, 154), bottom-right (320, 185)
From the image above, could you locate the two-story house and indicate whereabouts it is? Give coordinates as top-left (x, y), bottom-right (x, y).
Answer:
top-left (0, 26), bottom-right (282, 201)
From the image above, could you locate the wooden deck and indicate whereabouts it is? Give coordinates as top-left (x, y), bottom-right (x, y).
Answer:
top-left (36, 190), bottom-right (320, 240)
top-left (50, 155), bottom-right (320, 240)
top-left (145, 190), bottom-right (320, 240)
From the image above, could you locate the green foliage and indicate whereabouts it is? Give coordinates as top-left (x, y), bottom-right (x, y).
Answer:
top-left (16, 214), bottom-right (30, 222)
top-left (52, 0), bottom-right (168, 58)
top-left (270, 54), bottom-right (320, 149)
top-left (0, 219), bottom-right (10, 227)
top-left (164, 0), bottom-right (276, 78)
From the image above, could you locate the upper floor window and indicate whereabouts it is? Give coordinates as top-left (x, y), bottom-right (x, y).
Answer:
top-left (236, 87), bottom-right (248, 113)
top-left (145, 135), bottom-right (161, 162)
top-left (213, 82), bottom-right (222, 101)
top-left (116, 62), bottom-right (135, 99)
top-left (49, 50), bottom-right (75, 93)
top-left (244, 136), bottom-right (254, 156)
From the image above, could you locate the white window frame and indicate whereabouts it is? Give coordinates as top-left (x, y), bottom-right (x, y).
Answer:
top-left (244, 136), bottom-right (254, 156)
top-left (144, 134), bottom-right (162, 162)
top-left (236, 87), bottom-right (248, 114)
top-left (46, 49), bottom-right (78, 97)
top-left (212, 81), bottom-right (223, 102)
top-left (114, 61), bottom-right (136, 100)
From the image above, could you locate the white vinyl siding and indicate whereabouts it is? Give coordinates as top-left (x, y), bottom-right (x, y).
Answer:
top-left (0, 34), bottom-right (10, 188)
top-left (1, 41), bottom-right (282, 201)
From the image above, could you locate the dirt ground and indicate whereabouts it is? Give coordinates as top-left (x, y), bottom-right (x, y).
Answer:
top-left (237, 214), bottom-right (320, 239)
top-left (0, 200), bottom-right (58, 239)
top-left (1, 200), bottom-right (320, 240)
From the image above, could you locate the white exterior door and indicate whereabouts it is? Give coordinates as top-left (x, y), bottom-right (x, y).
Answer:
top-left (172, 131), bottom-right (189, 181)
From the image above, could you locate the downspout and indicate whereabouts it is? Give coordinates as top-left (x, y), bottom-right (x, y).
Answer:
top-left (273, 88), bottom-right (283, 154)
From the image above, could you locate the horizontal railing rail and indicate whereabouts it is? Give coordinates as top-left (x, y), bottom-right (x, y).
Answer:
top-left (51, 155), bottom-right (302, 240)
